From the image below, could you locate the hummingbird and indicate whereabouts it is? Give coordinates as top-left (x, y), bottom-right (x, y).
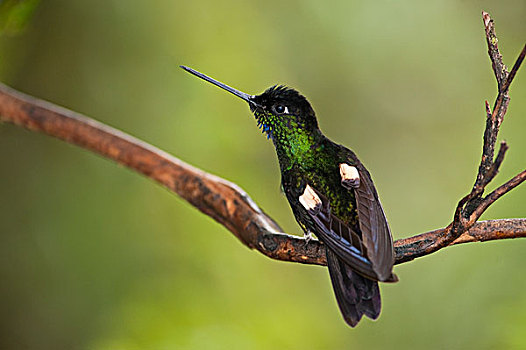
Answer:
top-left (181, 65), bottom-right (397, 327)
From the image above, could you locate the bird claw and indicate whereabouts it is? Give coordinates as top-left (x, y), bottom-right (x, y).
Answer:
top-left (304, 231), bottom-right (314, 245)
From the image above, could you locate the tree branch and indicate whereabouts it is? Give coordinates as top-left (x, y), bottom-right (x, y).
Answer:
top-left (0, 11), bottom-right (524, 269)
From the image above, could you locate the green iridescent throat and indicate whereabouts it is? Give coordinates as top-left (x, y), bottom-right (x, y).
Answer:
top-left (254, 109), bottom-right (323, 172)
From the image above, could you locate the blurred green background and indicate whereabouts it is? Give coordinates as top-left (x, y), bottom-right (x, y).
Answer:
top-left (0, 1), bottom-right (525, 349)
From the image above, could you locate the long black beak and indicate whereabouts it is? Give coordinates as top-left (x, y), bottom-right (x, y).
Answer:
top-left (180, 66), bottom-right (256, 106)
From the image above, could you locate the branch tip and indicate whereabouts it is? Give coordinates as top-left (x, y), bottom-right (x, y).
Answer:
top-left (485, 100), bottom-right (491, 118)
top-left (482, 11), bottom-right (490, 27)
top-left (502, 44), bottom-right (526, 93)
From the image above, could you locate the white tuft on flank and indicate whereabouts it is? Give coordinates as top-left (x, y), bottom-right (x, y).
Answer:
top-left (339, 163), bottom-right (360, 188)
top-left (299, 184), bottom-right (322, 214)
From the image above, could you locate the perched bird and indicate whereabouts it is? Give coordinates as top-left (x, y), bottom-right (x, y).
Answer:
top-left (181, 66), bottom-right (397, 327)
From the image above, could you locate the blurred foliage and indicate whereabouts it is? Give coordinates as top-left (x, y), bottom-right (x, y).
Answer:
top-left (0, 0), bottom-right (39, 35)
top-left (0, 1), bottom-right (525, 349)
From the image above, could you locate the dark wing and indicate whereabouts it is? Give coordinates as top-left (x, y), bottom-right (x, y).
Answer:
top-left (352, 162), bottom-right (395, 281)
top-left (302, 187), bottom-right (380, 281)
top-left (298, 166), bottom-right (396, 282)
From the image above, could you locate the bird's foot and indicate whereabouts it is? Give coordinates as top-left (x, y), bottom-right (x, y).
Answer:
top-left (304, 231), bottom-right (315, 245)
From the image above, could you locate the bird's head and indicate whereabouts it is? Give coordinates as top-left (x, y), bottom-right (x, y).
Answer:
top-left (181, 66), bottom-right (318, 141)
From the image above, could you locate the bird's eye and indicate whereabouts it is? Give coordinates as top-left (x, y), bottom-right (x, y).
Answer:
top-left (274, 105), bottom-right (288, 114)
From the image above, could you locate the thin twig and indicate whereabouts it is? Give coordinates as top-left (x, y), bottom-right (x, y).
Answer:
top-left (469, 170), bottom-right (526, 224)
top-left (441, 11), bottom-right (526, 250)
top-left (501, 44), bottom-right (526, 93)
top-left (482, 10), bottom-right (508, 88)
